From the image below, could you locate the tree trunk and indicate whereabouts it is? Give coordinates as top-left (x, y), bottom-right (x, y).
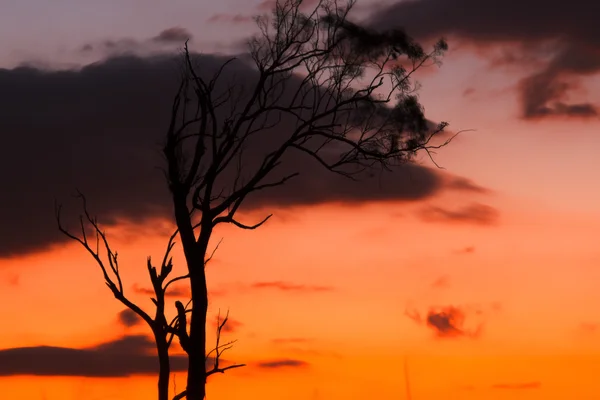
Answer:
top-left (186, 280), bottom-right (208, 400)
top-left (156, 334), bottom-right (171, 400)
top-left (171, 192), bottom-right (211, 400)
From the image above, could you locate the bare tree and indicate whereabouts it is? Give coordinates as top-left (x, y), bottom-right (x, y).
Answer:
top-left (57, 0), bottom-right (454, 398)
top-left (163, 0), bottom-right (452, 398)
top-left (55, 192), bottom-right (243, 400)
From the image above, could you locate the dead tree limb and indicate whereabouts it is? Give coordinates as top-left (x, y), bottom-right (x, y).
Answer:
top-left (56, 191), bottom-right (188, 400)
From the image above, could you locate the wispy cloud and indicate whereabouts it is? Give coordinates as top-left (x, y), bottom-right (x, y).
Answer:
top-left (271, 338), bottom-right (313, 345)
top-left (431, 275), bottom-right (450, 289)
top-left (446, 177), bottom-right (491, 194)
top-left (207, 14), bottom-right (254, 24)
top-left (132, 283), bottom-right (190, 298)
top-left (255, 0), bottom-right (320, 11)
top-left (151, 27), bottom-right (192, 43)
top-left (579, 322), bottom-right (598, 334)
top-left (455, 246), bottom-right (476, 254)
top-left (79, 27), bottom-right (192, 58)
top-left (418, 203), bottom-right (499, 226)
top-left (491, 381), bottom-right (541, 390)
top-left (3, 272), bottom-right (19, 287)
top-left (255, 358), bottom-right (309, 369)
top-left (251, 281), bottom-right (334, 292)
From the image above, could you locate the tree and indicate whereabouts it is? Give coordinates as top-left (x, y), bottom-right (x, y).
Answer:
top-left (58, 0), bottom-right (452, 398)
top-left (165, 0), bottom-right (449, 398)
top-left (55, 194), bottom-right (244, 400)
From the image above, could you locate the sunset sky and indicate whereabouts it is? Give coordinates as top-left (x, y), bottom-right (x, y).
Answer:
top-left (2, 0), bottom-right (600, 399)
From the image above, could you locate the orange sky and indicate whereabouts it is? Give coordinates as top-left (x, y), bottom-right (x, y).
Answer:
top-left (4, 185), bottom-right (600, 399)
top-left (2, 0), bottom-right (600, 399)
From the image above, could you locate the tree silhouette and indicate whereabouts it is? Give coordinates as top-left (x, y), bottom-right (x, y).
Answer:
top-left (55, 193), bottom-right (243, 400)
top-left (58, 0), bottom-right (453, 398)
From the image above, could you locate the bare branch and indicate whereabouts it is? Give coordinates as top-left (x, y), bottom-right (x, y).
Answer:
top-left (55, 193), bottom-right (154, 328)
top-left (205, 310), bottom-right (247, 378)
top-left (205, 237), bottom-right (224, 266)
top-left (213, 213), bottom-right (272, 230)
top-left (172, 390), bottom-right (187, 400)
top-left (206, 363), bottom-right (246, 377)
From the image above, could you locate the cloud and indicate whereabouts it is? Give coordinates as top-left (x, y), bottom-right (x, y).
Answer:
top-left (406, 306), bottom-right (483, 339)
top-left (209, 288), bottom-right (229, 298)
top-left (431, 275), bottom-right (450, 289)
top-left (117, 309), bottom-right (142, 328)
top-left (79, 27), bottom-right (191, 58)
top-left (269, 338), bottom-right (341, 359)
top-left (255, 358), bottom-right (309, 369)
top-left (251, 281), bottom-right (334, 292)
top-left (207, 14), bottom-right (255, 24)
top-left (3, 273), bottom-right (19, 287)
top-left (579, 322), bottom-right (598, 334)
top-left (365, 0), bottom-right (600, 119)
top-left (426, 306), bottom-right (469, 338)
top-left (455, 246), bottom-right (475, 254)
top-left (418, 203), bottom-right (499, 226)
top-left (0, 335), bottom-right (189, 377)
top-left (446, 177), bottom-right (490, 194)
top-left (462, 88), bottom-right (476, 97)
top-left (491, 382), bottom-right (541, 390)
top-left (405, 308), bottom-right (422, 324)
top-left (255, 0), bottom-right (320, 11)
top-left (271, 338), bottom-right (313, 344)
top-left (152, 27), bottom-right (192, 43)
top-left (79, 38), bottom-right (141, 55)
top-left (132, 284), bottom-right (190, 298)
top-left (0, 46), bottom-right (480, 258)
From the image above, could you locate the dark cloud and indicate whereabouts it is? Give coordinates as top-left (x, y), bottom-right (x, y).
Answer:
top-left (418, 203), bottom-right (499, 225)
top-left (366, 0), bottom-right (600, 119)
top-left (0, 335), bottom-right (189, 377)
top-left (0, 48), bottom-right (477, 258)
top-left (117, 309), bottom-right (142, 328)
top-left (255, 358), bottom-right (309, 369)
top-left (250, 281), bottom-right (334, 292)
top-left (426, 306), bottom-right (468, 338)
top-left (491, 382), bottom-right (541, 390)
top-left (152, 27), bottom-right (192, 43)
top-left (405, 306), bottom-right (483, 339)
